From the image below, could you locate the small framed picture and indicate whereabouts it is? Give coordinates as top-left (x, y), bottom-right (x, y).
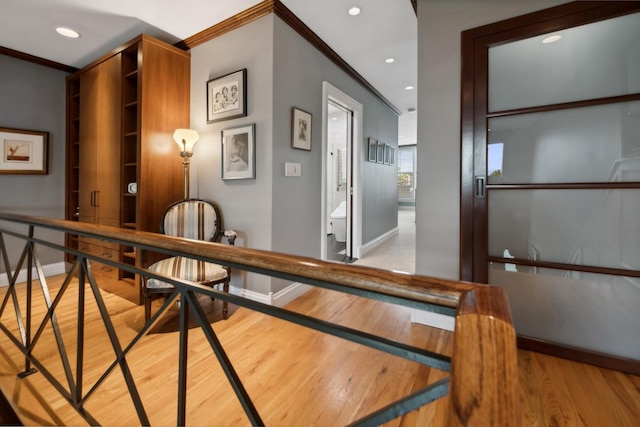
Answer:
top-left (221, 124), bottom-right (255, 180)
top-left (0, 127), bottom-right (48, 175)
top-left (292, 107), bottom-right (312, 151)
top-left (207, 69), bottom-right (247, 123)
top-left (376, 141), bottom-right (385, 164)
top-left (384, 144), bottom-right (391, 165)
top-left (368, 138), bottom-right (377, 162)
top-left (390, 146), bottom-right (395, 165)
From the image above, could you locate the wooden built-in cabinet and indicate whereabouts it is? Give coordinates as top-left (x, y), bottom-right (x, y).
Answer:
top-left (65, 34), bottom-right (190, 304)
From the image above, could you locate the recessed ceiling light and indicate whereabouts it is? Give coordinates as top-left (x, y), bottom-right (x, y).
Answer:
top-left (56, 27), bottom-right (80, 38)
top-left (348, 6), bottom-right (361, 16)
top-left (542, 35), bottom-right (562, 44)
top-left (404, 86), bottom-right (415, 91)
top-left (385, 58), bottom-right (395, 64)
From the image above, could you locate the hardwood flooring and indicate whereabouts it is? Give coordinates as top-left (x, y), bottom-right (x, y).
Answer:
top-left (0, 276), bottom-right (639, 426)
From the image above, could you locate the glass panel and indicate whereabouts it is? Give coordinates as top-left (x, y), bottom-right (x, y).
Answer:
top-left (489, 11), bottom-right (640, 111)
top-left (489, 263), bottom-right (640, 360)
top-left (488, 189), bottom-right (640, 270)
top-left (397, 145), bottom-right (416, 202)
top-left (488, 102), bottom-right (640, 184)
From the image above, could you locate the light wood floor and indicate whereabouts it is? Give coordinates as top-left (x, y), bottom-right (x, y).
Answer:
top-left (0, 276), bottom-right (639, 426)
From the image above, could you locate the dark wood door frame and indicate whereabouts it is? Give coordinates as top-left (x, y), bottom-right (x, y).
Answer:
top-left (459, 1), bottom-right (640, 375)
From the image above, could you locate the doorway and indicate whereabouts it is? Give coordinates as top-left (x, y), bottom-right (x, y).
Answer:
top-left (321, 82), bottom-right (363, 262)
top-left (460, 3), bottom-right (640, 365)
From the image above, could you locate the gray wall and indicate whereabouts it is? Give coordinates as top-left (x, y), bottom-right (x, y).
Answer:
top-left (271, 16), bottom-right (399, 259)
top-left (415, 0), bottom-right (566, 281)
top-left (189, 16), bottom-right (275, 296)
top-left (189, 14), bottom-right (399, 295)
top-left (0, 54), bottom-right (67, 271)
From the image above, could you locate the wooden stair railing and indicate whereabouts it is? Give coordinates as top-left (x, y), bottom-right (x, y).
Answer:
top-left (0, 212), bottom-right (519, 426)
top-left (449, 286), bottom-right (520, 426)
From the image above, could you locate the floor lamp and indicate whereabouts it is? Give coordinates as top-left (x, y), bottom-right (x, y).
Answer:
top-left (173, 129), bottom-right (199, 199)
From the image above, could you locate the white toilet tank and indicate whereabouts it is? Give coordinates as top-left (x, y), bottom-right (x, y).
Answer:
top-left (330, 201), bottom-right (347, 242)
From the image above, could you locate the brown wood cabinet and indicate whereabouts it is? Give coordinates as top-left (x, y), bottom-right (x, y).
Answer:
top-left (65, 34), bottom-right (190, 304)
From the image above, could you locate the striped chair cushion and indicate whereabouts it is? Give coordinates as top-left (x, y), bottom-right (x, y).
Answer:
top-left (163, 200), bottom-right (218, 240)
top-left (147, 256), bottom-right (228, 289)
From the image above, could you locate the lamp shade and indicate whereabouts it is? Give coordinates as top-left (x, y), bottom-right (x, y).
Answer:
top-left (173, 129), bottom-right (199, 154)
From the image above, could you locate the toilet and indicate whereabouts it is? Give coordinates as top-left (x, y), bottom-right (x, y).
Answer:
top-left (330, 200), bottom-right (347, 242)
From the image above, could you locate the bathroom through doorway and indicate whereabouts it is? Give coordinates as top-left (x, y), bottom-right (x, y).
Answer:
top-left (321, 82), bottom-right (362, 263)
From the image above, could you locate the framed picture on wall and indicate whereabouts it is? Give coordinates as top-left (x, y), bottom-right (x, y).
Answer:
top-left (0, 127), bottom-right (48, 175)
top-left (221, 124), bottom-right (255, 180)
top-left (292, 107), bottom-right (312, 151)
top-left (368, 138), bottom-right (377, 162)
top-left (207, 69), bottom-right (247, 123)
top-left (384, 144), bottom-right (391, 165)
top-left (376, 141), bottom-right (385, 164)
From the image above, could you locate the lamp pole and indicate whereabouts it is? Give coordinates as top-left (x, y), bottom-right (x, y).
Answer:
top-left (179, 140), bottom-right (193, 199)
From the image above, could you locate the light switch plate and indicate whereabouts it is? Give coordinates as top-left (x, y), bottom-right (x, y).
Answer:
top-left (285, 162), bottom-right (301, 177)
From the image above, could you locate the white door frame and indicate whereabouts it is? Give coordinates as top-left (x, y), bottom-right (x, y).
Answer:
top-left (321, 81), bottom-right (363, 260)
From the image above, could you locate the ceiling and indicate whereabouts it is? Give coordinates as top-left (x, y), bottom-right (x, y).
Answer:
top-left (0, 0), bottom-right (418, 144)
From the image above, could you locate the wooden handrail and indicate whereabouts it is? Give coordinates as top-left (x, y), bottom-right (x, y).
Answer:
top-left (0, 212), bottom-right (475, 308)
top-left (0, 212), bottom-right (519, 425)
top-left (449, 286), bottom-right (520, 426)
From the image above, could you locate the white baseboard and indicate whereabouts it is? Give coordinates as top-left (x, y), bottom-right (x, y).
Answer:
top-left (229, 282), bottom-right (312, 307)
top-left (359, 226), bottom-right (399, 258)
top-left (0, 262), bottom-right (66, 287)
top-left (411, 309), bottom-right (456, 331)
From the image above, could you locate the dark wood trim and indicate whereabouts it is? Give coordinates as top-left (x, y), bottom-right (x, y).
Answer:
top-left (488, 93), bottom-right (640, 118)
top-left (459, 30), bottom-right (476, 282)
top-left (174, 0), bottom-right (401, 116)
top-left (175, 0), bottom-right (275, 51)
top-left (460, 1), bottom-right (640, 282)
top-left (518, 335), bottom-right (640, 376)
top-left (0, 45), bottom-right (77, 73)
top-left (489, 256), bottom-right (640, 278)
top-left (411, 0), bottom-right (417, 16)
top-left (487, 182), bottom-right (640, 190)
top-left (273, 1), bottom-right (400, 115)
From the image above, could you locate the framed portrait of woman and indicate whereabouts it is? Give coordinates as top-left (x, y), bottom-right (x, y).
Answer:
top-left (221, 124), bottom-right (255, 180)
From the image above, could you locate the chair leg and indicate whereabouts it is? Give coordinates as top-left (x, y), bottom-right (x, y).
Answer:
top-left (144, 293), bottom-right (152, 323)
top-left (222, 279), bottom-right (229, 320)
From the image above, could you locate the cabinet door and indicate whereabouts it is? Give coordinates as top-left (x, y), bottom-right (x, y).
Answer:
top-left (78, 66), bottom-right (99, 224)
top-left (78, 55), bottom-right (121, 226)
top-left (95, 54), bottom-right (122, 226)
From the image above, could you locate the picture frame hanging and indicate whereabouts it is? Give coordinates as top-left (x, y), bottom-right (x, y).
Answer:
top-left (376, 141), bottom-right (386, 164)
top-left (0, 127), bottom-right (48, 175)
top-left (207, 68), bottom-right (247, 123)
top-left (221, 124), bottom-right (255, 180)
top-left (291, 107), bottom-right (312, 151)
top-left (384, 144), bottom-right (391, 165)
top-left (368, 138), bottom-right (377, 162)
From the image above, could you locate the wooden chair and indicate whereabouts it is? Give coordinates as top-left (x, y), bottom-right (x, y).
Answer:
top-left (143, 199), bottom-right (236, 322)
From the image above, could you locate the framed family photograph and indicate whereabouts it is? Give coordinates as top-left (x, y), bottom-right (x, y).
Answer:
top-left (291, 107), bottom-right (312, 151)
top-left (368, 138), bottom-right (377, 162)
top-left (221, 124), bottom-right (255, 180)
top-left (207, 69), bottom-right (247, 123)
top-left (0, 127), bottom-right (48, 175)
